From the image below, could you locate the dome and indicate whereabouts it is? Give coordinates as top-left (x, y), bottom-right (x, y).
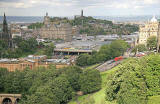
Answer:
top-left (151, 16), bottom-right (158, 22)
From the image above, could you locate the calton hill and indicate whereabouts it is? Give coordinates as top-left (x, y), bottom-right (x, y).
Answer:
top-left (28, 16), bottom-right (139, 36)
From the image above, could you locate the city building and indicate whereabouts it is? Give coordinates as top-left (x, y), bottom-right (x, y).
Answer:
top-left (139, 16), bottom-right (160, 45)
top-left (10, 24), bottom-right (22, 38)
top-left (0, 13), bottom-right (12, 47)
top-left (38, 13), bottom-right (73, 41)
top-left (0, 55), bottom-right (70, 72)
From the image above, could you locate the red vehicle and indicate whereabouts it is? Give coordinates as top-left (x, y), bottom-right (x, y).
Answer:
top-left (114, 56), bottom-right (123, 61)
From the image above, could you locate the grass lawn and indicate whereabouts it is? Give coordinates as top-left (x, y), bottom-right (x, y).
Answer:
top-left (85, 64), bottom-right (101, 70)
top-left (148, 95), bottom-right (160, 104)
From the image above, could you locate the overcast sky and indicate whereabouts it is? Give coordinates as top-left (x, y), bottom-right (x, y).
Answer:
top-left (0, 0), bottom-right (160, 16)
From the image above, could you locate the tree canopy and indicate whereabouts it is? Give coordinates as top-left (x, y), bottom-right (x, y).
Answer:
top-left (147, 36), bottom-right (157, 51)
top-left (0, 65), bottom-right (102, 104)
top-left (105, 54), bottom-right (160, 104)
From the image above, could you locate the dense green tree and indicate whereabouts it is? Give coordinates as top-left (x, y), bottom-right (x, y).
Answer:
top-left (105, 55), bottom-right (160, 104)
top-left (132, 44), bottom-right (147, 53)
top-left (147, 36), bottom-right (157, 50)
top-left (63, 66), bottom-right (83, 91)
top-left (79, 69), bottom-right (101, 94)
top-left (99, 44), bottom-right (111, 60)
top-left (0, 36), bottom-right (39, 58)
top-left (76, 54), bottom-right (90, 66)
top-left (28, 22), bottom-right (44, 29)
top-left (110, 40), bottom-right (129, 58)
top-left (20, 86), bottom-right (60, 104)
top-left (44, 43), bottom-right (55, 58)
top-left (0, 68), bottom-right (8, 92)
top-left (0, 64), bottom-right (102, 104)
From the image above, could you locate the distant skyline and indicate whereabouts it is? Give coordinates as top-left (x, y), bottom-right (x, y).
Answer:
top-left (0, 0), bottom-right (160, 16)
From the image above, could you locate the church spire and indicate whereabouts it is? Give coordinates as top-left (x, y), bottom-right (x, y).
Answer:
top-left (3, 12), bottom-right (8, 34)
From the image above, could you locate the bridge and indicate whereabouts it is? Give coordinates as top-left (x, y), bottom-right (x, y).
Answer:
top-left (0, 94), bottom-right (21, 104)
top-left (54, 49), bottom-right (92, 55)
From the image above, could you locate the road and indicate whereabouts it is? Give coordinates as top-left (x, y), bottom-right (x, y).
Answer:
top-left (96, 60), bottom-right (122, 72)
top-left (96, 49), bottom-right (132, 72)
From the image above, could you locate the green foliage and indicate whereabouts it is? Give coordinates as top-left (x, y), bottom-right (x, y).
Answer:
top-left (76, 54), bottom-right (90, 66)
top-left (147, 36), bottom-right (157, 50)
top-left (110, 40), bottom-right (129, 58)
top-left (44, 43), bottom-right (55, 58)
top-left (0, 68), bottom-right (8, 92)
top-left (71, 16), bottom-right (138, 36)
top-left (105, 54), bottom-right (160, 104)
top-left (76, 40), bottom-right (129, 66)
top-left (132, 44), bottom-right (147, 53)
top-left (63, 66), bottom-right (83, 91)
top-left (0, 36), bottom-right (56, 58)
top-left (0, 65), bottom-right (101, 104)
top-left (28, 22), bottom-right (44, 29)
top-left (0, 36), bottom-right (39, 58)
top-left (79, 69), bottom-right (102, 94)
top-left (0, 40), bottom-right (9, 57)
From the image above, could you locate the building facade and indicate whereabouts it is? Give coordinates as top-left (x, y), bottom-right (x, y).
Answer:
top-left (139, 16), bottom-right (160, 45)
top-left (0, 55), bottom-right (70, 72)
top-left (38, 13), bottom-right (73, 41)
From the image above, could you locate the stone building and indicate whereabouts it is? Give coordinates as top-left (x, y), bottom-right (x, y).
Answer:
top-left (0, 13), bottom-right (12, 47)
top-left (38, 13), bottom-right (73, 41)
top-left (0, 55), bottom-right (70, 72)
top-left (139, 16), bottom-right (160, 45)
top-left (10, 24), bottom-right (22, 38)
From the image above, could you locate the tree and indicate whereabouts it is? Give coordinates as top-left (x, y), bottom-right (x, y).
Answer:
top-left (44, 43), bottom-right (55, 58)
top-left (20, 86), bottom-right (60, 104)
top-left (132, 44), bottom-right (147, 53)
top-left (147, 36), bottom-right (157, 50)
top-left (63, 66), bottom-right (83, 91)
top-left (110, 40), bottom-right (129, 58)
top-left (99, 44), bottom-right (111, 61)
top-left (0, 68), bottom-right (8, 93)
top-left (105, 55), bottom-right (160, 104)
top-left (76, 54), bottom-right (90, 66)
top-left (0, 40), bottom-right (8, 58)
top-left (28, 22), bottom-right (44, 29)
top-left (79, 69), bottom-right (101, 94)
top-left (105, 59), bottom-right (148, 104)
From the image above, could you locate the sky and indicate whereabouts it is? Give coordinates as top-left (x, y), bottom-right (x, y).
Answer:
top-left (0, 0), bottom-right (160, 16)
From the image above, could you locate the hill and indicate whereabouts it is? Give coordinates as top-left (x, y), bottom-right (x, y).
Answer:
top-left (69, 54), bottom-right (160, 104)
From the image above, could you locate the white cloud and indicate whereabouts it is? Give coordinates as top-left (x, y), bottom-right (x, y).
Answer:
top-left (0, 0), bottom-right (160, 16)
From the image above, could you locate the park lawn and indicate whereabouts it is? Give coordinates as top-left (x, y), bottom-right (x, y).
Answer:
top-left (148, 95), bottom-right (160, 104)
top-left (85, 63), bottom-right (101, 70)
top-left (68, 65), bottom-right (119, 104)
